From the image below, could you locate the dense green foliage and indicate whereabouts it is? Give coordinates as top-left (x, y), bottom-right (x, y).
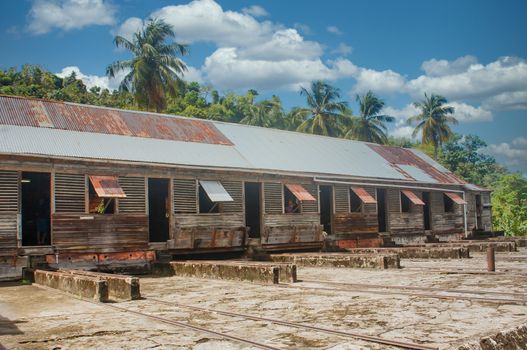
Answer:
top-left (491, 174), bottom-right (527, 236)
top-left (107, 19), bottom-right (188, 112)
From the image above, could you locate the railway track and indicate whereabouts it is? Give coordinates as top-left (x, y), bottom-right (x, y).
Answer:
top-left (145, 296), bottom-right (438, 350)
top-left (271, 281), bottom-right (527, 305)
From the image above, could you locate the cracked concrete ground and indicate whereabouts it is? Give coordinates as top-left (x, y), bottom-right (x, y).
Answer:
top-left (1, 248), bottom-right (526, 350)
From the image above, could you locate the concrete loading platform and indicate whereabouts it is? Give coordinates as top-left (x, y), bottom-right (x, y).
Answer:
top-left (166, 260), bottom-right (297, 284)
top-left (343, 246), bottom-right (470, 259)
top-left (405, 241), bottom-right (517, 252)
top-left (270, 252), bottom-right (401, 269)
top-left (33, 269), bottom-right (140, 302)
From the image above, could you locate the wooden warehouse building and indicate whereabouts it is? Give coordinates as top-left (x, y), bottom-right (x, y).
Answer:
top-left (0, 95), bottom-right (492, 275)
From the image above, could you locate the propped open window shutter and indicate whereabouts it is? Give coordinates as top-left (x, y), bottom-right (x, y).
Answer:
top-left (173, 178), bottom-right (197, 213)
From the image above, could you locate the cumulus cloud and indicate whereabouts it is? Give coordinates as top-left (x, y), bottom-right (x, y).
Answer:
top-left (486, 137), bottom-right (527, 175)
top-left (449, 102), bottom-right (493, 122)
top-left (390, 126), bottom-right (419, 140)
top-left (351, 68), bottom-right (406, 94)
top-left (28, 0), bottom-right (116, 34)
top-left (326, 25), bottom-right (342, 35)
top-left (56, 66), bottom-right (122, 90)
top-left (241, 5), bottom-right (268, 17)
top-left (420, 55), bottom-right (478, 77)
top-left (115, 17), bottom-right (144, 41)
top-left (332, 43), bottom-right (352, 56)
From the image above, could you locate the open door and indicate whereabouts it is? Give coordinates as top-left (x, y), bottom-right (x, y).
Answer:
top-left (376, 188), bottom-right (387, 233)
top-left (21, 172), bottom-right (51, 246)
top-left (423, 192), bottom-right (431, 230)
top-left (319, 185), bottom-right (333, 234)
top-left (244, 182), bottom-right (261, 238)
top-left (148, 178), bottom-right (170, 242)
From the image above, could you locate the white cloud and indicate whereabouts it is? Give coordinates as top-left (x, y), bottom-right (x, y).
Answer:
top-left (56, 66), bottom-right (123, 90)
top-left (28, 0), bottom-right (116, 34)
top-left (148, 0), bottom-right (277, 47)
top-left (332, 43), bottom-right (352, 56)
top-left (449, 102), bottom-right (493, 122)
top-left (486, 137), bottom-right (527, 174)
top-left (390, 126), bottom-right (419, 140)
top-left (182, 66), bottom-right (204, 83)
top-left (384, 104), bottom-right (420, 126)
top-left (420, 55), bottom-right (478, 77)
top-left (241, 5), bottom-right (268, 17)
top-left (352, 68), bottom-right (406, 94)
top-left (115, 17), bottom-right (144, 41)
top-left (482, 91), bottom-right (527, 110)
top-left (326, 25), bottom-right (342, 35)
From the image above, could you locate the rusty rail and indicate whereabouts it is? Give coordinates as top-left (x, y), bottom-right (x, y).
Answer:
top-left (147, 297), bottom-right (439, 350)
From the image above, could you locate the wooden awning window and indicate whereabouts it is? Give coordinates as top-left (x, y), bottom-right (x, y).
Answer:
top-left (350, 187), bottom-right (377, 204)
top-left (199, 180), bottom-right (233, 202)
top-left (401, 190), bottom-right (425, 205)
top-left (88, 176), bottom-right (126, 198)
top-left (284, 184), bottom-right (316, 202)
top-left (444, 192), bottom-right (467, 205)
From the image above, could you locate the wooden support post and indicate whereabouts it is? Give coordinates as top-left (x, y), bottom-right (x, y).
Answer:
top-left (487, 246), bottom-right (495, 272)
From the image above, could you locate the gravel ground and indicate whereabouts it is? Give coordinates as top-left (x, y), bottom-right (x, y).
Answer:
top-left (1, 248), bottom-right (526, 350)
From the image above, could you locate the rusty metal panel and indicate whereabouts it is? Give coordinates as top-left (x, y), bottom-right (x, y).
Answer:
top-left (401, 190), bottom-right (425, 206)
top-left (89, 176), bottom-right (126, 198)
top-left (0, 95), bottom-right (232, 145)
top-left (351, 187), bottom-right (377, 204)
top-left (285, 184), bottom-right (316, 202)
top-left (445, 192), bottom-right (467, 205)
top-left (368, 144), bottom-right (464, 185)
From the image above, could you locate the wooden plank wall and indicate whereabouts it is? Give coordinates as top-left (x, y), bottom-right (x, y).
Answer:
top-left (263, 182), bottom-right (283, 214)
top-left (333, 185), bottom-right (378, 239)
top-left (465, 192), bottom-right (477, 230)
top-left (430, 191), bottom-right (463, 235)
top-left (52, 213), bottom-right (148, 252)
top-left (173, 178), bottom-right (197, 214)
top-left (222, 181), bottom-right (243, 213)
top-left (54, 173), bottom-right (85, 213)
top-left (118, 176), bottom-right (146, 213)
top-left (481, 192), bottom-right (492, 231)
top-left (334, 185), bottom-right (349, 213)
top-left (172, 213), bottom-right (245, 249)
top-left (262, 213), bottom-right (322, 244)
top-left (301, 184), bottom-right (318, 213)
top-left (0, 170), bottom-right (18, 255)
top-left (387, 189), bottom-right (424, 236)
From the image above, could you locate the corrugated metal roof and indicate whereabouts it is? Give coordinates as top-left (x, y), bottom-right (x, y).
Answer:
top-left (0, 95), bottom-right (469, 186)
top-left (0, 95), bottom-right (232, 145)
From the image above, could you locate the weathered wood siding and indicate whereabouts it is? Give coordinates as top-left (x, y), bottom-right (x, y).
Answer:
top-left (333, 186), bottom-right (378, 239)
top-left (52, 213), bottom-right (148, 252)
top-left (172, 213), bottom-right (245, 249)
top-left (334, 185), bottom-right (349, 213)
top-left (465, 192), bottom-right (477, 231)
top-left (301, 184), bottom-right (319, 213)
top-left (387, 189), bottom-right (424, 236)
top-left (264, 182), bottom-right (283, 214)
top-left (430, 191), bottom-right (463, 235)
top-left (173, 178), bottom-right (197, 213)
top-left (222, 181), bottom-right (243, 213)
top-left (0, 171), bottom-right (19, 255)
top-left (54, 173), bottom-right (85, 213)
top-left (481, 192), bottom-right (492, 231)
top-left (262, 213), bottom-right (322, 245)
top-left (118, 176), bottom-right (146, 213)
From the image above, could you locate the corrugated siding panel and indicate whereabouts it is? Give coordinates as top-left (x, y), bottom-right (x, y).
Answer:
top-left (174, 178), bottom-right (197, 213)
top-left (334, 185), bottom-right (349, 213)
top-left (118, 176), bottom-right (145, 213)
top-left (54, 173), bottom-right (85, 213)
top-left (302, 184), bottom-right (318, 213)
top-left (264, 182), bottom-right (283, 214)
top-left (0, 170), bottom-right (18, 212)
top-left (222, 181), bottom-right (243, 213)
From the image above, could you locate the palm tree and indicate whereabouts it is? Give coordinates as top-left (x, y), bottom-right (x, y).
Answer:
top-left (408, 93), bottom-right (458, 159)
top-left (240, 96), bottom-right (285, 128)
top-left (296, 81), bottom-right (349, 137)
top-left (345, 91), bottom-right (395, 144)
top-left (107, 18), bottom-right (188, 112)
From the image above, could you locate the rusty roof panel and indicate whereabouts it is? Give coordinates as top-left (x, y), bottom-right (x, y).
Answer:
top-left (367, 144), bottom-right (464, 185)
top-left (0, 95), bottom-right (232, 145)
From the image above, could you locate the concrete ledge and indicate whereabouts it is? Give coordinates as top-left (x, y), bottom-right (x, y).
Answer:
top-left (456, 324), bottom-right (527, 350)
top-left (34, 269), bottom-right (108, 302)
top-left (440, 241), bottom-right (517, 252)
top-left (58, 269), bottom-right (140, 301)
top-left (168, 260), bottom-right (297, 284)
top-left (270, 253), bottom-right (401, 269)
top-left (344, 247), bottom-right (470, 259)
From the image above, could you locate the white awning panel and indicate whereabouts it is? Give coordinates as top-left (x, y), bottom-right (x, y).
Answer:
top-left (199, 180), bottom-right (233, 202)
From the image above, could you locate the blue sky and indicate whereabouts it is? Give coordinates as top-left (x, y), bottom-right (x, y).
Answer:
top-left (1, 0), bottom-right (526, 175)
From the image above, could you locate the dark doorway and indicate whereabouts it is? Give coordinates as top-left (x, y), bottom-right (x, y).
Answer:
top-left (377, 188), bottom-right (387, 233)
top-left (319, 185), bottom-right (333, 234)
top-left (423, 192), bottom-right (431, 230)
top-left (21, 172), bottom-right (51, 246)
top-left (148, 178), bottom-right (170, 242)
top-left (244, 182), bottom-right (261, 238)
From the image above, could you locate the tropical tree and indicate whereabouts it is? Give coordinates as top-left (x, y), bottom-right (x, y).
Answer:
top-left (106, 18), bottom-right (188, 112)
top-left (491, 173), bottom-right (527, 236)
top-left (296, 81), bottom-right (349, 137)
top-left (408, 93), bottom-right (458, 159)
top-left (345, 91), bottom-right (394, 144)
